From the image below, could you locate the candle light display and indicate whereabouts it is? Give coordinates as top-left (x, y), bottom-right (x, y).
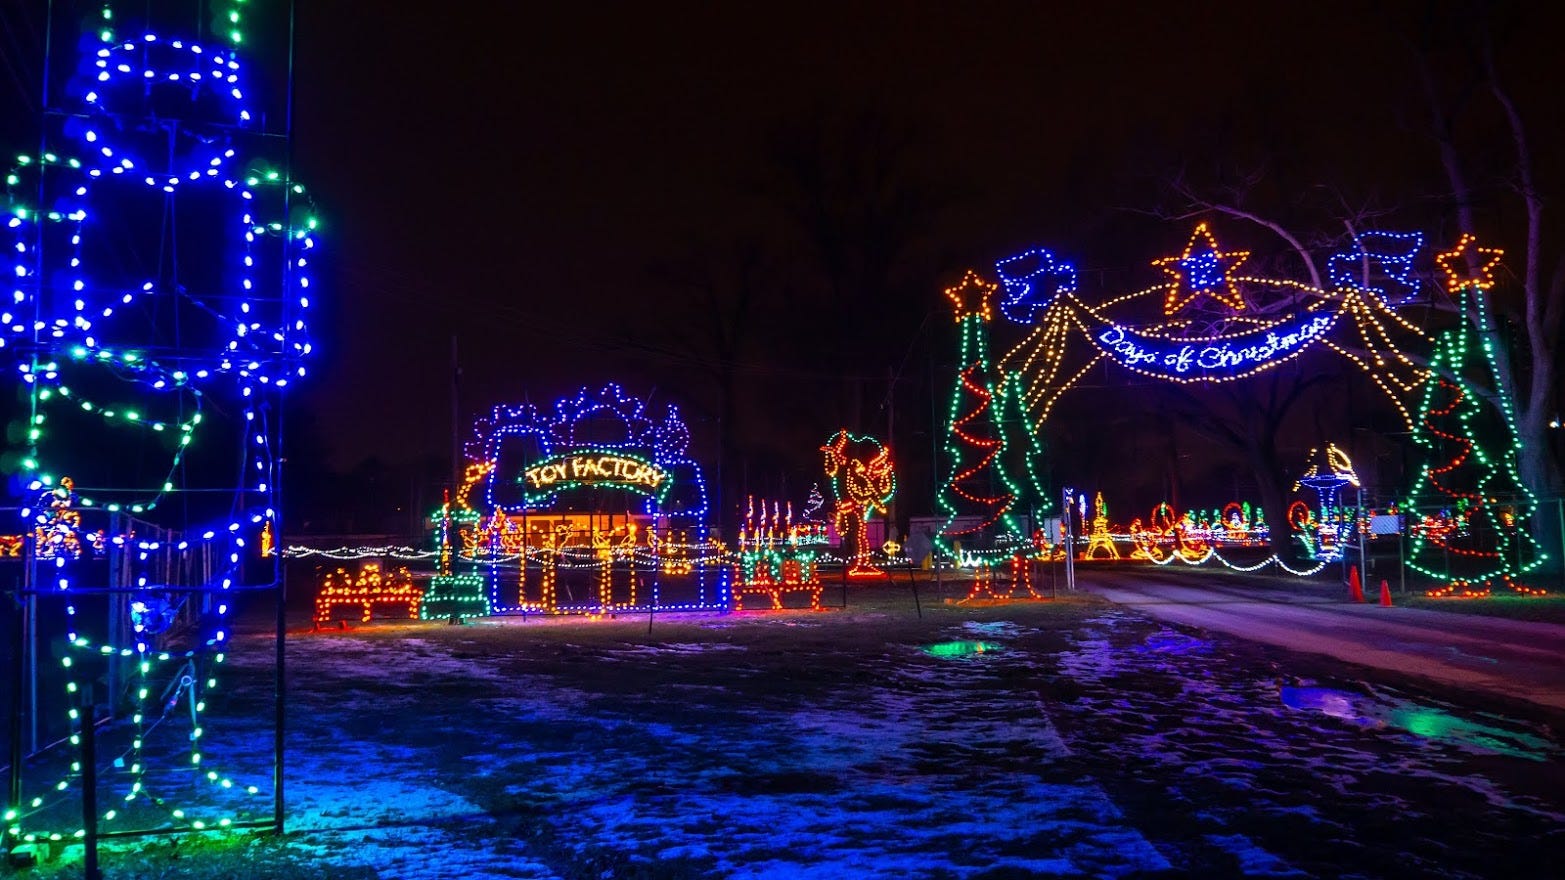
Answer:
top-left (731, 496), bottom-right (824, 611)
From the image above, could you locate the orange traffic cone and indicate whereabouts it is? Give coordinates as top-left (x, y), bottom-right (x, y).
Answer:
top-left (1349, 565), bottom-right (1366, 603)
top-left (1379, 579), bottom-right (1393, 607)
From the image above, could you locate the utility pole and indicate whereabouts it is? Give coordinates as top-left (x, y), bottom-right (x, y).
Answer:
top-left (450, 335), bottom-right (461, 491)
top-left (883, 365), bottom-right (896, 543)
top-left (1063, 487), bottom-right (1077, 591)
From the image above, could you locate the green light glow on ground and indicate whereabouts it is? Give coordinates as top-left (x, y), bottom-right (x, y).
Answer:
top-left (923, 641), bottom-right (1003, 658)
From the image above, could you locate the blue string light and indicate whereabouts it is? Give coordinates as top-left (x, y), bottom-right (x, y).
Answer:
top-left (1327, 231), bottom-right (1424, 302)
top-left (5, 2), bottom-right (319, 846)
top-left (994, 247), bottom-right (1077, 325)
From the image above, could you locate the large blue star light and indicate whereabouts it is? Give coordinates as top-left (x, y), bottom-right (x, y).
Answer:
top-left (1154, 223), bottom-right (1249, 314)
top-left (1181, 249), bottom-right (1225, 290)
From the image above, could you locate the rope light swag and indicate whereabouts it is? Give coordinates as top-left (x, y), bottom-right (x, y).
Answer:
top-left (998, 226), bottom-right (1432, 431)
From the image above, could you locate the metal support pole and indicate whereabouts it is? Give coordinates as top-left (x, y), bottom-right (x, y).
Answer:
top-left (7, 578), bottom-right (23, 814)
top-left (1062, 489), bottom-right (1077, 592)
top-left (1557, 498), bottom-right (1564, 592)
top-left (79, 686), bottom-right (101, 880)
top-left (27, 578), bottom-right (37, 756)
top-left (1399, 513), bottom-right (1407, 596)
top-left (931, 529), bottom-right (943, 599)
top-left (1357, 488), bottom-right (1367, 586)
top-left (273, 556), bottom-right (286, 835)
top-left (105, 514), bottom-right (121, 720)
top-left (276, 0), bottom-right (298, 834)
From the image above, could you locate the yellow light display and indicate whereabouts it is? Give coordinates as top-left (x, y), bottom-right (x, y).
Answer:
top-left (1152, 222), bottom-right (1250, 314)
top-left (313, 562), bottom-right (423, 626)
top-left (1435, 234), bottom-right (1504, 293)
top-left (523, 453), bottom-right (667, 492)
top-left (944, 270), bottom-right (997, 323)
top-left (1129, 502), bottom-right (1210, 563)
top-left (1082, 492), bottom-right (1120, 560)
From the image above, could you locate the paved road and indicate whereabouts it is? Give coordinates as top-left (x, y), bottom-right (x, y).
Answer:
top-left (1079, 569), bottom-right (1565, 712)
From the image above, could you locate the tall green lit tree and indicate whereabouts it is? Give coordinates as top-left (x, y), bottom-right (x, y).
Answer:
top-left (1404, 236), bottom-right (1547, 596)
top-left (935, 271), bottom-right (1049, 564)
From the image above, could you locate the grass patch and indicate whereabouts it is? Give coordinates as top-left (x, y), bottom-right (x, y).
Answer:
top-left (14, 833), bottom-right (376, 880)
top-left (1400, 592), bottom-right (1565, 624)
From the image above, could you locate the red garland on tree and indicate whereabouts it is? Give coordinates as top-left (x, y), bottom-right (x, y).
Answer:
top-left (1404, 236), bottom-right (1547, 597)
top-left (935, 271), bottom-right (1047, 598)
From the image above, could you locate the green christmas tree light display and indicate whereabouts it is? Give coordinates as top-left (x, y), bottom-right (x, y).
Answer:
top-left (1405, 235), bottom-right (1547, 597)
top-left (935, 270), bottom-right (1050, 566)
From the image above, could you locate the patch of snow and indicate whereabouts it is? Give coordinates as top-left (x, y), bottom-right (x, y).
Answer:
top-left (1203, 833), bottom-right (1308, 877)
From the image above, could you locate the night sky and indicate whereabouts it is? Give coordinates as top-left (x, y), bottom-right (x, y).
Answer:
top-left (3, 0), bottom-right (1560, 527)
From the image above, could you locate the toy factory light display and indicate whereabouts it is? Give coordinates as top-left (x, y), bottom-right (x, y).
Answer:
top-left (935, 270), bottom-right (1052, 592)
top-left (5, 1), bottom-right (315, 850)
top-left (430, 384), bottom-right (725, 615)
top-left (821, 429), bottom-right (897, 577)
top-left (1402, 236), bottom-right (1546, 597)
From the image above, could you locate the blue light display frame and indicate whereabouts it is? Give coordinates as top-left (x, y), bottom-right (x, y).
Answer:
top-left (4, 1), bottom-right (317, 847)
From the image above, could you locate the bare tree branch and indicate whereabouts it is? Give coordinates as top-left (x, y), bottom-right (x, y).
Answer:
top-left (1167, 179), bottom-right (1325, 290)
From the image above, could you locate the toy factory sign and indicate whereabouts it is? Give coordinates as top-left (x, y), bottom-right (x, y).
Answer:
top-left (522, 453), bottom-right (668, 493)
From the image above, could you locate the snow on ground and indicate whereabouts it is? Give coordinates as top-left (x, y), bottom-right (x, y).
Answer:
top-left (1043, 609), bottom-right (1565, 877)
top-left (29, 593), bottom-right (1563, 878)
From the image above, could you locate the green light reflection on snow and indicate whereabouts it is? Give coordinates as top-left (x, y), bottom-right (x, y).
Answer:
top-left (924, 641), bottom-right (1003, 658)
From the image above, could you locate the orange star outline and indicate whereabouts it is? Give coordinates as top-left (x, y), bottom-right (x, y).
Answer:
top-left (944, 270), bottom-right (997, 323)
top-left (1153, 223), bottom-right (1250, 315)
top-left (1435, 233), bottom-right (1504, 293)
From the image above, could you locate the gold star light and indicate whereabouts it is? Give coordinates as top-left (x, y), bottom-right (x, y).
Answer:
top-left (1435, 233), bottom-right (1504, 293)
top-left (944, 270), bottom-right (997, 323)
top-left (1154, 222), bottom-right (1250, 315)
